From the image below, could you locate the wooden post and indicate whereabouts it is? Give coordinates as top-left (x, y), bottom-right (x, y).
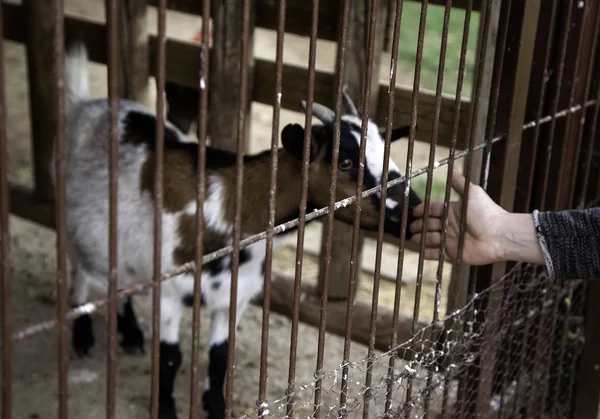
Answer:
top-left (209, 0), bottom-right (255, 152)
top-left (115, 0), bottom-right (149, 105)
top-left (23, 0), bottom-right (63, 202)
top-left (317, 0), bottom-right (388, 300)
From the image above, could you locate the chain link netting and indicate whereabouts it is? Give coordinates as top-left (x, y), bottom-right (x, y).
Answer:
top-left (238, 262), bottom-right (586, 419)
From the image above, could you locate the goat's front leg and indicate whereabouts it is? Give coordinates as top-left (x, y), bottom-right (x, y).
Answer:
top-left (203, 302), bottom-right (249, 419)
top-left (153, 295), bottom-right (184, 419)
top-left (117, 296), bottom-right (145, 355)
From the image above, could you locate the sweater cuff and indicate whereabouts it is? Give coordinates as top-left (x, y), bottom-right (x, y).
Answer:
top-left (532, 209), bottom-right (556, 281)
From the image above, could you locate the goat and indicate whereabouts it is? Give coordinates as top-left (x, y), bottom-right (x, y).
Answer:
top-left (52, 41), bottom-right (423, 419)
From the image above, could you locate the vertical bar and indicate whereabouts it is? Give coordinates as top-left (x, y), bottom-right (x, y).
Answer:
top-left (189, 0), bottom-right (210, 416)
top-left (312, 0), bottom-right (351, 414)
top-left (150, 0), bottom-right (167, 418)
top-left (338, 0), bottom-right (381, 415)
top-left (579, 82), bottom-right (600, 207)
top-left (53, 0), bottom-right (69, 417)
top-left (257, 0), bottom-right (285, 414)
top-left (285, 0), bottom-right (317, 414)
top-left (362, 0), bottom-right (411, 412)
top-left (0, 0), bottom-right (11, 417)
top-left (436, 1), bottom-right (475, 417)
top-left (389, 3), bottom-right (428, 416)
top-left (574, 3), bottom-right (600, 208)
top-left (538, 0), bottom-right (574, 211)
top-left (383, 1), bottom-right (407, 414)
top-left (554, 0), bottom-right (589, 210)
top-left (224, 0), bottom-right (251, 416)
top-left (523, 0), bottom-right (560, 211)
top-left (417, 2), bottom-right (452, 416)
top-left (105, 0), bottom-right (120, 418)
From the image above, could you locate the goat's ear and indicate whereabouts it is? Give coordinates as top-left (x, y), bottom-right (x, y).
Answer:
top-left (378, 125), bottom-right (413, 142)
top-left (281, 123), bottom-right (322, 162)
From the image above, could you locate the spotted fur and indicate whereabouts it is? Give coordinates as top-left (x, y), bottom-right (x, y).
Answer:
top-left (54, 42), bottom-right (422, 419)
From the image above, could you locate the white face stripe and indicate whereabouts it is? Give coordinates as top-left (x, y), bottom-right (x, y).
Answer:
top-left (341, 115), bottom-right (401, 187)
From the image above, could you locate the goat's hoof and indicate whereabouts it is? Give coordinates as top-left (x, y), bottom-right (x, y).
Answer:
top-left (203, 390), bottom-right (225, 419)
top-left (72, 314), bottom-right (95, 357)
top-left (120, 328), bottom-right (145, 355)
top-left (157, 398), bottom-right (178, 419)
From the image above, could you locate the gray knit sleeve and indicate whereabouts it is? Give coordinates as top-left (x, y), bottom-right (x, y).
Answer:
top-left (532, 208), bottom-right (600, 281)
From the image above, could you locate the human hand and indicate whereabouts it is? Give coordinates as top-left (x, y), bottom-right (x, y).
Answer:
top-left (408, 166), bottom-right (510, 265)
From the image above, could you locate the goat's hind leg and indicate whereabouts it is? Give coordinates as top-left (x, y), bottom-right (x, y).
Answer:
top-left (69, 263), bottom-right (95, 357)
top-left (203, 301), bottom-right (249, 419)
top-left (117, 296), bottom-right (145, 354)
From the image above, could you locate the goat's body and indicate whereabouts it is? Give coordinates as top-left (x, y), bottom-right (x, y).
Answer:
top-left (55, 43), bottom-right (288, 419)
top-left (61, 97), bottom-right (270, 313)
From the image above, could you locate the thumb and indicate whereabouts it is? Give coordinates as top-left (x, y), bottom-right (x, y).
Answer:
top-left (451, 166), bottom-right (468, 196)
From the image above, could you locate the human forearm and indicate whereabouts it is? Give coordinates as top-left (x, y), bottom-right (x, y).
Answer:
top-left (496, 213), bottom-right (545, 265)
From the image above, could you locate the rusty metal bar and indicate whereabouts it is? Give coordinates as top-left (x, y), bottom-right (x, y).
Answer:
top-left (150, 0), bottom-right (167, 418)
top-left (362, 0), bottom-right (410, 413)
top-left (224, 0), bottom-right (252, 416)
top-left (337, 0), bottom-right (381, 416)
top-left (0, 0), bottom-right (11, 416)
top-left (417, 1), bottom-right (452, 416)
top-left (553, 0), bottom-right (589, 210)
top-left (437, 1), bottom-right (474, 417)
top-left (523, 0), bottom-right (560, 211)
top-left (312, 0), bottom-right (351, 414)
top-left (188, 0), bottom-right (210, 417)
top-left (52, 0), bottom-right (69, 417)
top-left (380, 2), bottom-right (408, 416)
top-left (284, 0), bottom-right (315, 413)
top-left (256, 0), bottom-right (285, 415)
top-left (577, 9), bottom-right (600, 207)
top-left (105, 0), bottom-right (120, 417)
top-left (392, 2), bottom-right (429, 416)
top-left (538, 0), bottom-right (574, 211)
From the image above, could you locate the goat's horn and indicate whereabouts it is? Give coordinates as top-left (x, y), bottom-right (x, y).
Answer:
top-left (301, 100), bottom-right (335, 125)
top-left (342, 88), bottom-right (359, 116)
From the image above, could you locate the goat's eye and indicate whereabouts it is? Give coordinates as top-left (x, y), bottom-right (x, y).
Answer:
top-left (339, 159), bottom-right (353, 171)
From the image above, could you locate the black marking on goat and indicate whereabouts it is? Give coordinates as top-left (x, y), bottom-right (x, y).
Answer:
top-left (72, 313), bottom-right (95, 356)
top-left (203, 340), bottom-right (229, 418)
top-left (123, 110), bottom-right (272, 170)
top-left (158, 342), bottom-right (183, 417)
top-left (117, 297), bottom-right (145, 354)
top-left (211, 281), bottom-right (221, 290)
top-left (182, 293), bottom-right (206, 307)
top-left (261, 259), bottom-right (266, 275)
top-left (205, 257), bottom-right (226, 276)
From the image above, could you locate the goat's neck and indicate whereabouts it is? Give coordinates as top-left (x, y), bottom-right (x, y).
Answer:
top-left (217, 149), bottom-right (311, 235)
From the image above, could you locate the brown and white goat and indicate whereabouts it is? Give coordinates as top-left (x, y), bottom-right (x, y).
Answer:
top-left (53, 41), bottom-right (422, 419)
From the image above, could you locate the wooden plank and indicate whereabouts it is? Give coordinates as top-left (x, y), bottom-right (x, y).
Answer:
top-left (22, 0), bottom-right (62, 202)
top-left (116, 0), bottom-right (150, 105)
top-left (148, 0), bottom-right (482, 42)
top-left (2, 2), bottom-right (471, 150)
top-left (208, 0), bottom-right (255, 152)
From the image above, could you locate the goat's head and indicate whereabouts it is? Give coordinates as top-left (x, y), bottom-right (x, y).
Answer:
top-left (281, 93), bottom-right (423, 240)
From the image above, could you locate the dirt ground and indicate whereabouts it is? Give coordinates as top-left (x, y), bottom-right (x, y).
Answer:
top-left (3, 1), bottom-right (457, 418)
